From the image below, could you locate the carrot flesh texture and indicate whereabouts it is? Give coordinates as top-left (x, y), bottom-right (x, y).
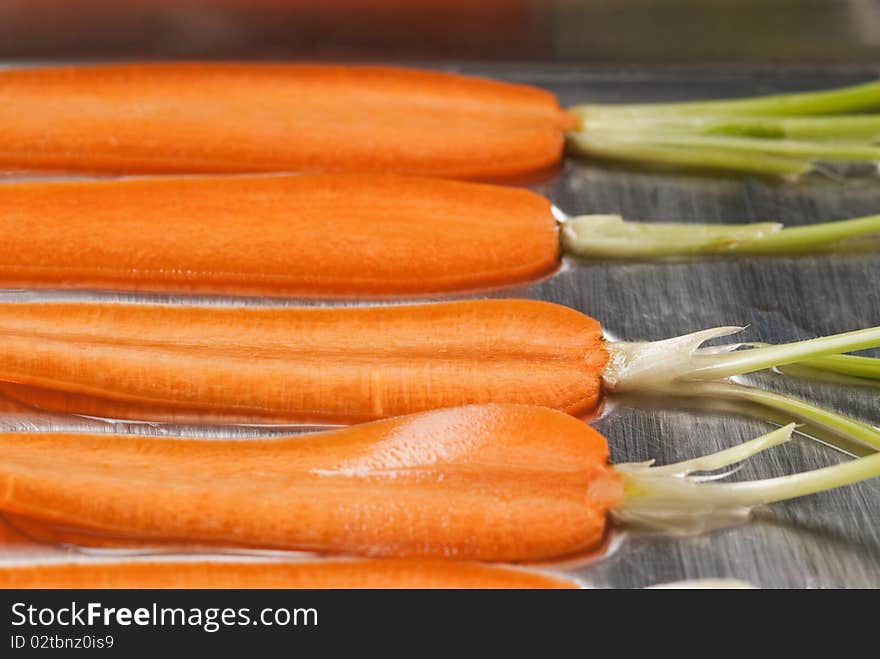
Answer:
top-left (0, 559), bottom-right (576, 589)
top-left (0, 299), bottom-right (608, 424)
top-left (0, 174), bottom-right (560, 297)
top-left (0, 405), bottom-right (621, 562)
top-left (0, 63), bottom-right (571, 180)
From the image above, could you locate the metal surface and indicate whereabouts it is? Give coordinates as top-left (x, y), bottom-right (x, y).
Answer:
top-left (541, 67), bottom-right (880, 588)
top-left (0, 66), bottom-right (878, 587)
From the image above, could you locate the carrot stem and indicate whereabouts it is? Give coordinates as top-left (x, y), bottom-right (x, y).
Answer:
top-left (567, 79), bottom-right (880, 176)
top-left (744, 342), bottom-right (880, 383)
top-left (674, 381), bottom-right (880, 454)
top-left (604, 325), bottom-right (880, 390)
top-left (571, 80), bottom-right (880, 119)
top-left (615, 421), bottom-right (880, 532)
top-left (565, 132), bottom-right (810, 178)
top-left (581, 114), bottom-right (880, 141)
top-left (573, 130), bottom-right (880, 162)
top-left (562, 213), bottom-right (880, 259)
top-left (687, 328), bottom-right (880, 381)
top-left (778, 353), bottom-right (880, 382)
top-left (642, 424), bottom-right (795, 476)
top-left (605, 326), bottom-right (880, 453)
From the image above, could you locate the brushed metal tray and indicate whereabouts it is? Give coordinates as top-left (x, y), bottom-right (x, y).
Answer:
top-left (0, 66), bottom-right (878, 588)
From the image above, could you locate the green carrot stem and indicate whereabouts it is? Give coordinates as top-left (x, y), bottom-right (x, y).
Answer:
top-left (611, 133), bottom-right (880, 161)
top-left (721, 451), bottom-right (880, 504)
top-left (570, 79), bottom-right (880, 120)
top-left (561, 213), bottom-right (880, 259)
top-left (605, 325), bottom-right (880, 390)
top-left (615, 419), bottom-right (880, 532)
top-left (566, 80), bottom-right (880, 176)
top-left (644, 424), bottom-right (795, 476)
top-left (678, 381), bottom-right (880, 453)
top-left (617, 449), bottom-right (880, 520)
top-left (748, 342), bottom-right (880, 381)
top-left (566, 132), bottom-right (810, 178)
top-left (714, 115), bottom-right (880, 140)
top-left (688, 328), bottom-right (880, 381)
top-left (580, 114), bottom-right (880, 141)
top-left (779, 353), bottom-right (880, 381)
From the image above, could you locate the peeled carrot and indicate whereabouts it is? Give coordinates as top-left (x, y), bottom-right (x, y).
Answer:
top-left (0, 298), bottom-right (877, 452)
top-left (1, 62), bottom-right (879, 178)
top-left (0, 299), bottom-right (606, 424)
top-left (2, 174), bottom-right (877, 298)
top-left (0, 174), bottom-right (559, 297)
top-left (0, 405), bottom-right (619, 561)
top-left (0, 558), bottom-right (575, 589)
top-left (1, 404), bottom-right (877, 562)
top-left (0, 63), bottom-right (570, 181)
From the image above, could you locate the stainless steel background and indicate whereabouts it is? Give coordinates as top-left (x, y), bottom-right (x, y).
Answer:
top-left (539, 67), bottom-right (880, 588)
top-left (0, 64), bottom-right (878, 587)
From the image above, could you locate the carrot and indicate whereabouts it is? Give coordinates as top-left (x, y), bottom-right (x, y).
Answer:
top-left (0, 299), bottom-right (606, 424)
top-left (0, 558), bottom-right (575, 589)
top-left (0, 405), bottom-right (618, 561)
top-left (0, 404), bottom-right (877, 562)
top-left (0, 63), bottom-right (570, 181)
top-left (0, 299), bottom-right (877, 452)
top-left (0, 174), bottom-right (558, 297)
top-left (1, 62), bottom-right (878, 178)
top-left (1, 174), bottom-right (876, 298)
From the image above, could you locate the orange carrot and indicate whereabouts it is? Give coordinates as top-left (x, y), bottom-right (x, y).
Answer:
top-left (0, 63), bottom-right (571, 181)
top-left (0, 298), bottom-right (877, 439)
top-left (0, 299), bottom-right (607, 424)
top-left (3, 63), bottom-right (879, 178)
top-left (0, 405), bottom-right (620, 562)
top-left (2, 174), bottom-right (878, 299)
top-left (0, 558), bottom-right (576, 589)
top-left (0, 174), bottom-right (559, 297)
top-left (1, 404), bottom-right (877, 562)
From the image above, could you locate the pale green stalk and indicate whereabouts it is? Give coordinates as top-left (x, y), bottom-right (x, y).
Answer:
top-left (604, 326), bottom-right (880, 453)
top-left (614, 421), bottom-right (880, 532)
top-left (713, 115), bottom-right (880, 140)
top-left (746, 343), bottom-right (880, 381)
top-left (567, 132), bottom-right (810, 178)
top-left (642, 424), bottom-right (795, 476)
top-left (622, 133), bottom-right (880, 160)
top-left (570, 80), bottom-right (880, 120)
top-left (584, 114), bottom-right (880, 140)
top-left (687, 328), bottom-right (880, 381)
top-left (566, 80), bottom-right (880, 176)
top-left (604, 325), bottom-right (880, 389)
top-left (677, 381), bottom-right (880, 453)
top-left (561, 213), bottom-right (880, 259)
